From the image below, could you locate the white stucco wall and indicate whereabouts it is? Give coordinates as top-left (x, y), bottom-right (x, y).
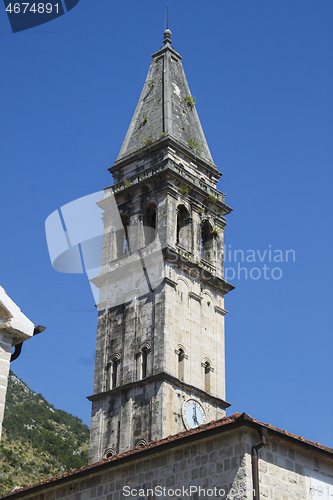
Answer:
top-left (0, 285), bottom-right (35, 440)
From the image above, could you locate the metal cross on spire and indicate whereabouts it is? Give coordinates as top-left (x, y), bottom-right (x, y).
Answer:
top-left (163, 5), bottom-right (172, 45)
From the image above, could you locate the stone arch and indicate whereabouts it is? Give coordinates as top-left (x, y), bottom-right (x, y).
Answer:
top-left (103, 448), bottom-right (116, 459)
top-left (201, 356), bottom-right (214, 394)
top-left (176, 276), bottom-right (189, 289)
top-left (135, 439), bottom-right (147, 448)
top-left (202, 290), bottom-right (214, 306)
top-left (175, 342), bottom-right (187, 356)
top-left (175, 343), bottom-right (188, 381)
top-left (180, 199), bottom-right (191, 213)
top-left (202, 355), bottom-right (213, 367)
top-left (201, 214), bottom-right (214, 226)
top-left (139, 341), bottom-right (151, 352)
top-left (176, 277), bottom-right (189, 303)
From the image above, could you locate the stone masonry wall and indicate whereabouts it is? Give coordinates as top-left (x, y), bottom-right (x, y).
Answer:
top-left (258, 434), bottom-right (333, 499)
top-left (6, 429), bottom-right (253, 500)
top-left (7, 426), bottom-right (333, 500)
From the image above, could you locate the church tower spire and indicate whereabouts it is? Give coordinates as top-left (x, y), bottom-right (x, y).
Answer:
top-left (88, 31), bottom-right (234, 463)
top-left (117, 28), bottom-right (213, 164)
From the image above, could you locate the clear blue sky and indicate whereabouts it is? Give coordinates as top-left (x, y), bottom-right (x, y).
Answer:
top-left (1, 1), bottom-right (332, 448)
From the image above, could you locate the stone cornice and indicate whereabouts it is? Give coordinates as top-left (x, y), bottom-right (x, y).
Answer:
top-left (164, 247), bottom-right (235, 294)
top-left (164, 277), bottom-right (177, 288)
top-left (109, 135), bottom-right (221, 179)
top-left (108, 156), bottom-right (231, 215)
top-left (87, 371), bottom-right (231, 409)
top-left (214, 306), bottom-right (228, 315)
top-left (189, 291), bottom-right (202, 302)
top-left (151, 44), bottom-right (182, 61)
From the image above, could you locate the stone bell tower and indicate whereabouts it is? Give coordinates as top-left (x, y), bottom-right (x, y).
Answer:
top-left (88, 29), bottom-right (234, 463)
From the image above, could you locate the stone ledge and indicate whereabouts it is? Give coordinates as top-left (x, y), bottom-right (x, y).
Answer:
top-left (87, 371), bottom-right (231, 409)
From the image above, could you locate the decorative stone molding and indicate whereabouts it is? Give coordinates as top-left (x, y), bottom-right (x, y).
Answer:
top-left (163, 277), bottom-right (177, 288)
top-left (201, 358), bottom-right (214, 371)
top-left (189, 291), bottom-right (202, 302)
top-left (175, 344), bottom-right (189, 359)
top-left (135, 439), bottom-right (147, 448)
top-left (214, 305), bottom-right (228, 315)
top-left (110, 353), bottom-right (121, 364)
top-left (103, 448), bottom-right (116, 459)
top-left (138, 341), bottom-right (151, 353)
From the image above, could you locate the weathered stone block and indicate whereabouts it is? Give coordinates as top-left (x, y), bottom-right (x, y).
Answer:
top-left (191, 468), bottom-right (198, 480)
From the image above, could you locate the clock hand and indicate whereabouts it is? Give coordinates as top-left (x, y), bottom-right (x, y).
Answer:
top-left (192, 405), bottom-right (199, 425)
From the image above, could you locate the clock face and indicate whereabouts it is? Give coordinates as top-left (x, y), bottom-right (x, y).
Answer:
top-left (182, 399), bottom-right (206, 430)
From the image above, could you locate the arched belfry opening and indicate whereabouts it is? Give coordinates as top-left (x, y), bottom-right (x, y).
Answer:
top-left (109, 354), bottom-right (121, 390)
top-left (176, 205), bottom-right (191, 250)
top-left (143, 203), bottom-right (156, 246)
top-left (201, 220), bottom-right (214, 263)
top-left (117, 215), bottom-right (129, 257)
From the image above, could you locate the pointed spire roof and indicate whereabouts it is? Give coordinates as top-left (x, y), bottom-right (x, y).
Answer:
top-left (117, 30), bottom-right (214, 164)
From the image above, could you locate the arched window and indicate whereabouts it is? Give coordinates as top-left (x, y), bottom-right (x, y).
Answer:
top-left (176, 205), bottom-right (190, 250)
top-left (110, 354), bottom-right (121, 389)
top-left (137, 343), bottom-right (151, 380)
top-left (204, 363), bottom-right (210, 393)
top-left (117, 215), bottom-right (129, 257)
top-left (177, 348), bottom-right (185, 381)
top-left (143, 203), bottom-right (156, 246)
top-left (135, 439), bottom-right (147, 449)
top-left (103, 448), bottom-right (115, 459)
top-left (201, 221), bottom-right (214, 262)
top-left (202, 360), bottom-right (212, 393)
top-left (141, 347), bottom-right (148, 379)
top-left (175, 345), bottom-right (187, 381)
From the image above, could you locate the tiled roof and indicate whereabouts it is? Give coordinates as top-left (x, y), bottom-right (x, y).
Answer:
top-left (2, 412), bottom-right (332, 498)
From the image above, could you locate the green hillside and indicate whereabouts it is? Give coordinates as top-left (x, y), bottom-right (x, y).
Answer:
top-left (0, 371), bottom-right (89, 494)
